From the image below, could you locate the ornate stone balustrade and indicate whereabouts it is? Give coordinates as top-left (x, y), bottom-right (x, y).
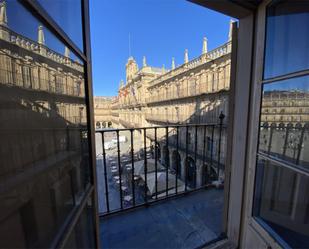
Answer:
top-left (148, 41), bottom-right (231, 89)
top-left (2, 25), bottom-right (84, 73)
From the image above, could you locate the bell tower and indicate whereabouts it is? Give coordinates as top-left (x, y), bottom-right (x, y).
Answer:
top-left (126, 56), bottom-right (138, 83)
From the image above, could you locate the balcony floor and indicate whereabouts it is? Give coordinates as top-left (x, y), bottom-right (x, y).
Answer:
top-left (99, 188), bottom-right (224, 249)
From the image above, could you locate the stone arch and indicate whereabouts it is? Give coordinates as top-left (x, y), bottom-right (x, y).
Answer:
top-left (171, 150), bottom-right (181, 177)
top-left (278, 122), bottom-right (285, 129)
top-left (185, 156), bottom-right (196, 188)
top-left (108, 121), bottom-right (112, 127)
top-left (96, 122), bottom-right (101, 129)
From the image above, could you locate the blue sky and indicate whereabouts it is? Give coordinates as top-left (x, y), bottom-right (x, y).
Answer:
top-left (90, 0), bottom-right (232, 96)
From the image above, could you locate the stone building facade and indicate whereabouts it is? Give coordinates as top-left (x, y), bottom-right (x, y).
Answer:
top-left (94, 96), bottom-right (114, 129)
top-left (261, 90), bottom-right (309, 126)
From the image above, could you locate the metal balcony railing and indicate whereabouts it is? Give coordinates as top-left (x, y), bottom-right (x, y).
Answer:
top-left (259, 122), bottom-right (309, 167)
top-left (96, 114), bottom-right (225, 216)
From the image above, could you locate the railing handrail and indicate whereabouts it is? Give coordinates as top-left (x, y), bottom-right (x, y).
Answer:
top-left (96, 123), bottom-right (225, 133)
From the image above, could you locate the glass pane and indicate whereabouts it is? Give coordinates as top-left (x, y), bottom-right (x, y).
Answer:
top-left (5, 0), bottom-right (82, 62)
top-left (36, 0), bottom-right (84, 51)
top-left (264, 2), bottom-right (309, 79)
top-left (0, 1), bottom-right (90, 248)
top-left (253, 157), bottom-right (309, 248)
top-left (64, 198), bottom-right (96, 249)
top-left (259, 75), bottom-right (309, 168)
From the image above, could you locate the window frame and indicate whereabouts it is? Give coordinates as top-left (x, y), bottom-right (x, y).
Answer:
top-left (243, 1), bottom-right (309, 248)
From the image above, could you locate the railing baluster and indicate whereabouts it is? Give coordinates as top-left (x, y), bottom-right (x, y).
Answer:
top-left (116, 130), bottom-right (123, 210)
top-left (130, 129), bottom-right (135, 206)
top-left (143, 128), bottom-right (148, 203)
top-left (194, 125), bottom-right (198, 188)
top-left (185, 125), bottom-right (188, 192)
top-left (202, 125), bottom-right (206, 185)
top-left (101, 131), bottom-right (110, 213)
top-left (210, 125), bottom-right (214, 178)
top-left (154, 127), bottom-right (158, 199)
top-left (267, 124), bottom-right (274, 154)
top-left (165, 126), bottom-right (169, 197)
top-left (217, 112), bottom-right (225, 180)
top-left (175, 126), bottom-right (179, 194)
top-left (296, 124), bottom-right (306, 165)
top-left (69, 169), bottom-right (76, 206)
top-left (282, 124), bottom-right (290, 158)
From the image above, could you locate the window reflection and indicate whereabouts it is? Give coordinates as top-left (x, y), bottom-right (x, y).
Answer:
top-left (253, 157), bottom-right (309, 248)
top-left (0, 0), bottom-right (89, 248)
top-left (259, 76), bottom-right (309, 167)
top-left (36, 0), bottom-right (84, 51)
top-left (5, 0), bottom-right (82, 62)
top-left (64, 198), bottom-right (96, 249)
top-left (264, 2), bottom-right (309, 79)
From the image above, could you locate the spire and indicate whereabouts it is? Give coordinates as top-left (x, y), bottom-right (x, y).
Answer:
top-left (38, 25), bottom-right (45, 45)
top-left (0, 1), bottom-right (8, 27)
top-left (184, 49), bottom-right (188, 64)
top-left (162, 64), bottom-right (165, 73)
top-left (143, 56), bottom-right (147, 67)
top-left (171, 57), bottom-right (175, 70)
top-left (228, 19), bottom-right (235, 41)
top-left (64, 46), bottom-right (70, 58)
top-left (202, 37), bottom-right (208, 54)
